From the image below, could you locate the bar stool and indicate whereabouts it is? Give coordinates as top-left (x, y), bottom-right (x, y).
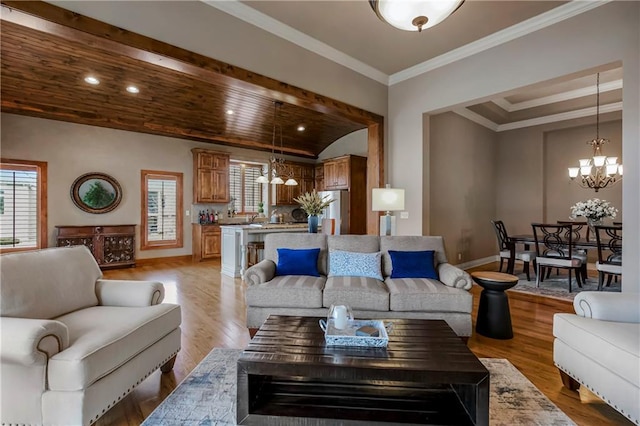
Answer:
top-left (247, 241), bottom-right (265, 267)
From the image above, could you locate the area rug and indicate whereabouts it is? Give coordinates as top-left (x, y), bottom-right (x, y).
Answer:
top-left (142, 348), bottom-right (575, 425)
top-left (508, 271), bottom-right (621, 301)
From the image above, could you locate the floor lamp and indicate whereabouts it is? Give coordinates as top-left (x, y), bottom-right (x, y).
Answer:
top-left (372, 185), bottom-right (405, 236)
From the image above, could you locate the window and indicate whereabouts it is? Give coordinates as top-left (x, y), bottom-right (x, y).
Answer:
top-left (0, 159), bottom-right (48, 252)
top-left (229, 161), bottom-right (263, 214)
top-left (141, 170), bottom-right (183, 250)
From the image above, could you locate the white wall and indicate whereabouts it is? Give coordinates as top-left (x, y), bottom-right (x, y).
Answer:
top-left (318, 129), bottom-right (368, 160)
top-left (388, 2), bottom-right (640, 291)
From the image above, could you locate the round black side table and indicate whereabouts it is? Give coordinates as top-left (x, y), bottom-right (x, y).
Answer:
top-left (471, 271), bottom-right (519, 340)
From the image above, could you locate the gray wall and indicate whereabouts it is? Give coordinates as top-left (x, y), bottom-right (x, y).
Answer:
top-left (428, 112), bottom-right (497, 264)
top-left (388, 2), bottom-right (639, 291)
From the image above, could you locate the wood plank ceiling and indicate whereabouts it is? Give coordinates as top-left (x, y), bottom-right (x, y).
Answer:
top-left (1, 2), bottom-right (381, 159)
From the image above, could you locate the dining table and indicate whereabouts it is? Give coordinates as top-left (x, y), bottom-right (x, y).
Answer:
top-left (506, 234), bottom-right (601, 275)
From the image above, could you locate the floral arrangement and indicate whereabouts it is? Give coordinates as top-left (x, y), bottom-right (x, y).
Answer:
top-left (294, 190), bottom-right (334, 216)
top-left (570, 198), bottom-right (618, 221)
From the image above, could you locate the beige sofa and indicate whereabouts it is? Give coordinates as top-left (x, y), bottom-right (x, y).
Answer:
top-left (0, 246), bottom-right (182, 426)
top-left (554, 292), bottom-right (640, 425)
top-left (244, 234), bottom-right (473, 336)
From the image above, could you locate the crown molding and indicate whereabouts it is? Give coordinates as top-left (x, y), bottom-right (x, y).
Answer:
top-left (452, 108), bottom-right (499, 131)
top-left (494, 79), bottom-right (623, 112)
top-left (201, 0), bottom-right (389, 85)
top-left (389, 0), bottom-right (610, 85)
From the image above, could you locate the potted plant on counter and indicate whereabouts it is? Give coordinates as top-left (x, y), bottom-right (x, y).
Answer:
top-left (294, 190), bottom-right (334, 233)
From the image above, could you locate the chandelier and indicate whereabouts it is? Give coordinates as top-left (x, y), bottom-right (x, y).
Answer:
top-left (256, 101), bottom-right (297, 186)
top-left (568, 73), bottom-right (622, 192)
top-left (369, 0), bottom-right (464, 32)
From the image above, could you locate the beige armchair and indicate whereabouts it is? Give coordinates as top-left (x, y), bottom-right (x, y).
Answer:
top-left (1, 246), bottom-right (182, 425)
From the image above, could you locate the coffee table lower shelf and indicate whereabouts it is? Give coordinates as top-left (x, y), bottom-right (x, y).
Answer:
top-left (238, 375), bottom-right (483, 425)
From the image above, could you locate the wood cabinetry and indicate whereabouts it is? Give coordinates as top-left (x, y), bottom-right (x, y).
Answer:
top-left (56, 225), bottom-right (136, 269)
top-left (192, 224), bottom-right (221, 261)
top-left (271, 161), bottom-right (316, 205)
top-left (323, 156), bottom-right (352, 190)
top-left (314, 164), bottom-right (324, 191)
top-left (323, 155), bottom-right (368, 235)
top-left (192, 149), bottom-right (229, 203)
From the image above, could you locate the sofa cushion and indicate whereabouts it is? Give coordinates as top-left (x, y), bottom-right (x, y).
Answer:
top-left (327, 235), bottom-right (380, 253)
top-left (276, 248), bottom-right (320, 277)
top-left (246, 275), bottom-right (325, 309)
top-left (328, 250), bottom-right (383, 281)
top-left (385, 278), bottom-right (472, 313)
top-left (264, 234), bottom-right (328, 276)
top-left (48, 304), bottom-right (181, 391)
top-left (380, 236), bottom-right (448, 278)
top-left (0, 246), bottom-right (102, 319)
top-left (323, 276), bottom-right (389, 311)
top-left (389, 250), bottom-right (438, 279)
top-left (554, 313), bottom-right (640, 388)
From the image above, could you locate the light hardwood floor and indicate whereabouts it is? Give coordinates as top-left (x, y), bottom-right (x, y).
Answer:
top-left (95, 259), bottom-right (631, 426)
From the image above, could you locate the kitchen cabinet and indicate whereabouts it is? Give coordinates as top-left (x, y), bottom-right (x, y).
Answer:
top-left (322, 155), bottom-right (368, 235)
top-left (192, 224), bottom-right (221, 261)
top-left (56, 225), bottom-right (136, 269)
top-left (192, 148), bottom-right (229, 203)
top-left (271, 161), bottom-right (315, 205)
top-left (314, 164), bottom-right (324, 191)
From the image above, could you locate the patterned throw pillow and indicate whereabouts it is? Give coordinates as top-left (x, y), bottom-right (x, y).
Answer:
top-left (328, 250), bottom-right (383, 281)
top-left (276, 248), bottom-right (321, 276)
top-left (388, 250), bottom-right (438, 279)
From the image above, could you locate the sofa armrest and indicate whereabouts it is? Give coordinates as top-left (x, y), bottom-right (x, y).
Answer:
top-left (244, 260), bottom-right (276, 286)
top-left (0, 317), bottom-right (69, 365)
top-left (96, 279), bottom-right (165, 306)
top-left (573, 292), bottom-right (640, 323)
top-left (437, 263), bottom-right (472, 290)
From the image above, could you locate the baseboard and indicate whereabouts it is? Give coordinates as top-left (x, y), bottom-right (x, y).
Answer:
top-left (135, 255), bottom-right (193, 266)
top-left (457, 256), bottom-right (499, 271)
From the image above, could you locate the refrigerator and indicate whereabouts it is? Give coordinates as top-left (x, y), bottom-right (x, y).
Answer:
top-left (319, 190), bottom-right (350, 235)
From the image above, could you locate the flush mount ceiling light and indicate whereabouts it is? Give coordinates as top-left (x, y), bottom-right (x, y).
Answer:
top-left (84, 76), bottom-right (100, 85)
top-left (369, 0), bottom-right (464, 32)
top-left (126, 85), bottom-right (139, 94)
top-left (226, 109), bottom-right (234, 115)
top-left (297, 125), bottom-right (305, 132)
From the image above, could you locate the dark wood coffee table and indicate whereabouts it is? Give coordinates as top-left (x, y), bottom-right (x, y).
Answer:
top-left (237, 316), bottom-right (489, 425)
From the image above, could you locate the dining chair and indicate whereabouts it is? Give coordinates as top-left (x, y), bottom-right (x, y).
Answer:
top-left (594, 225), bottom-right (622, 290)
top-left (613, 221), bottom-right (623, 226)
top-left (531, 223), bottom-right (584, 292)
top-left (557, 220), bottom-right (589, 281)
top-left (491, 220), bottom-right (535, 281)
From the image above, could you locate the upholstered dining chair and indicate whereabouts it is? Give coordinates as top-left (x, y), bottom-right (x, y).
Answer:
top-left (491, 220), bottom-right (535, 281)
top-left (531, 223), bottom-right (584, 292)
top-left (594, 225), bottom-right (622, 290)
top-left (557, 220), bottom-right (589, 281)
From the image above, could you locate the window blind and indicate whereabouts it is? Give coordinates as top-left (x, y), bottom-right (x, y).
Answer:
top-left (146, 178), bottom-right (177, 242)
top-left (0, 167), bottom-right (38, 249)
top-left (229, 162), bottom-right (263, 214)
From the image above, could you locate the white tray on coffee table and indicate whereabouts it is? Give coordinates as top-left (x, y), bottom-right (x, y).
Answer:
top-left (319, 319), bottom-right (390, 348)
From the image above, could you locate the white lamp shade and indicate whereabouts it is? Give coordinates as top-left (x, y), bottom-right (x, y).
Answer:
top-left (284, 178), bottom-right (298, 186)
top-left (372, 0), bottom-right (464, 31)
top-left (270, 176), bottom-right (284, 185)
top-left (618, 165), bottom-right (623, 176)
top-left (578, 159), bottom-right (591, 167)
top-left (568, 167), bottom-right (580, 178)
top-left (372, 187), bottom-right (405, 212)
top-left (255, 175), bottom-right (269, 184)
top-left (580, 165), bottom-right (592, 176)
top-left (593, 156), bottom-right (607, 167)
top-left (606, 164), bottom-right (618, 175)
top-left (606, 157), bottom-right (618, 165)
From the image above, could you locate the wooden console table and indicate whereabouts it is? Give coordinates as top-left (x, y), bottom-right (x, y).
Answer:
top-left (56, 225), bottom-right (136, 269)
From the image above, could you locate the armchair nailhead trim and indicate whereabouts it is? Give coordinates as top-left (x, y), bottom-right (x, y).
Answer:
top-left (87, 349), bottom-right (180, 425)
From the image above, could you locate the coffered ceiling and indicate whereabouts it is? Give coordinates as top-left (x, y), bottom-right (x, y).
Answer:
top-left (0, 1), bottom-right (619, 157)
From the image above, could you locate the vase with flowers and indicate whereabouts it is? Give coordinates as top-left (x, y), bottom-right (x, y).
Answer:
top-left (293, 190), bottom-right (334, 233)
top-left (570, 198), bottom-right (618, 235)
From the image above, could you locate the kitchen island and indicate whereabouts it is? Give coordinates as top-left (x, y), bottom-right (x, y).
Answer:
top-left (220, 224), bottom-right (310, 278)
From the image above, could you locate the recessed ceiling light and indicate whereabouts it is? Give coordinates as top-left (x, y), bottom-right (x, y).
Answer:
top-left (84, 76), bottom-right (100, 85)
top-left (126, 85), bottom-right (139, 94)
top-left (226, 109), bottom-right (234, 115)
top-left (297, 125), bottom-right (305, 132)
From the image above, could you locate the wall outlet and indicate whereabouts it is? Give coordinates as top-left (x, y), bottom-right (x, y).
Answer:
top-left (400, 211), bottom-right (409, 219)
top-left (185, 210), bottom-right (190, 216)
top-left (457, 253), bottom-right (462, 261)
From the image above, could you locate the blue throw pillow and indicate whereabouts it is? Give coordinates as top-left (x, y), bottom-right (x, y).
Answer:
top-left (276, 248), bottom-right (320, 277)
top-left (389, 250), bottom-right (438, 279)
top-left (328, 250), bottom-right (383, 281)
